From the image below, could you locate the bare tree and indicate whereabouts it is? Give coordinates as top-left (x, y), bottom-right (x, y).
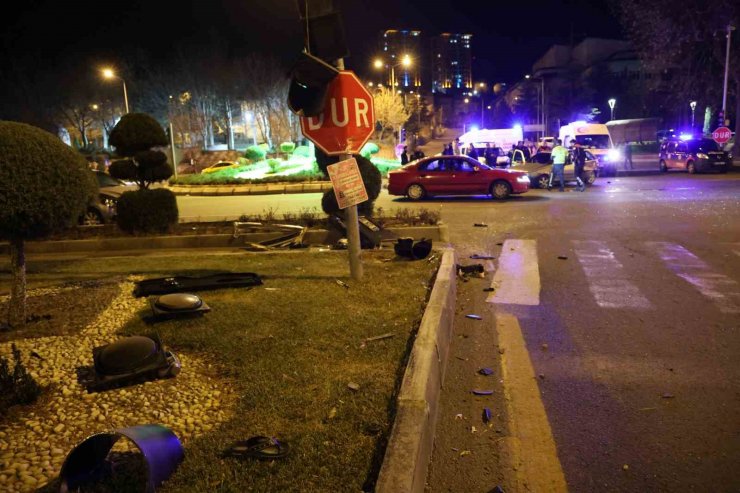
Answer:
top-left (613, 0), bottom-right (739, 148)
top-left (372, 86), bottom-right (410, 143)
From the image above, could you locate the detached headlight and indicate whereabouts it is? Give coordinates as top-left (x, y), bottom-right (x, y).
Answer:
top-left (516, 175), bottom-right (530, 183)
top-left (606, 149), bottom-right (622, 162)
top-left (696, 153), bottom-right (709, 159)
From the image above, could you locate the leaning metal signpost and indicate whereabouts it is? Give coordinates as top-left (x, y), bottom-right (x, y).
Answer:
top-left (300, 70), bottom-right (375, 280)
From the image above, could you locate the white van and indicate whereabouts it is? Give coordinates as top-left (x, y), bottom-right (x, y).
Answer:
top-left (458, 127), bottom-right (524, 165)
top-left (559, 121), bottom-right (620, 173)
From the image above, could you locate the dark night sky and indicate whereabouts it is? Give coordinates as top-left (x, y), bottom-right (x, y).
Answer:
top-left (1, 0), bottom-right (623, 85)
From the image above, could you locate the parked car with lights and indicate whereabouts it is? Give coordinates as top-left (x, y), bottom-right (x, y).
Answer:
top-left (80, 171), bottom-right (136, 226)
top-left (201, 161), bottom-right (240, 174)
top-left (658, 138), bottom-right (730, 173)
top-left (387, 155), bottom-right (530, 200)
top-left (511, 151), bottom-right (599, 188)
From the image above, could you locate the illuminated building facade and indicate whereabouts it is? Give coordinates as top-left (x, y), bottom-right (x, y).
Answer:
top-left (431, 33), bottom-right (473, 93)
top-left (381, 29), bottom-right (423, 91)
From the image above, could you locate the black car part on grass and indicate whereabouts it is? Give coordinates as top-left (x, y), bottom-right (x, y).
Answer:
top-left (328, 215), bottom-right (382, 249)
top-left (232, 221), bottom-right (307, 248)
top-left (59, 424), bottom-right (184, 493)
top-left (79, 334), bottom-right (181, 392)
top-left (146, 293), bottom-right (211, 322)
top-left (133, 272), bottom-right (263, 298)
top-left (222, 436), bottom-right (291, 461)
top-left (394, 237), bottom-right (433, 260)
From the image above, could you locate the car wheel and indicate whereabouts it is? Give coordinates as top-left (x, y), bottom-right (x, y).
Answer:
top-left (659, 160), bottom-right (668, 172)
top-left (406, 183), bottom-right (426, 200)
top-left (490, 181), bottom-right (511, 200)
top-left (687, 161), bottom-right (696, 174)
top-left (80, 208), bottom-right (104, 226)
top-left (536, 174), bottom-right (550, 189)
top-left (585, 172), bottom-right (596, 185)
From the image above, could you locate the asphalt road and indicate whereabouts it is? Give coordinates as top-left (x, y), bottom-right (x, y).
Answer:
top-left (178, 173), bottom-right (740, 491)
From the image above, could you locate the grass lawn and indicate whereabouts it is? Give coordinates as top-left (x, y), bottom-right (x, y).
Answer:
top-left (0, 250), bottom-right (438, 492)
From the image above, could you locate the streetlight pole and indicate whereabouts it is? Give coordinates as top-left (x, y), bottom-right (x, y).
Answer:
top-left (690, 101), bottom-right (697, 129)
top-left (102, 68), bottom-right (129, 114)
top-left (121, 79), bottom-right (129, 114)
top-left (721, 24), bottom-right (735, 120)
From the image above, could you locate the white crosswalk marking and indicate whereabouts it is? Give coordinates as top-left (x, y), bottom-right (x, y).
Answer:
top-left (488, 239), bottom-right (540, 305)
top-left (573, 241), bottom-right (651, 309)
top-left (647, 242), bottom-right (740, 314)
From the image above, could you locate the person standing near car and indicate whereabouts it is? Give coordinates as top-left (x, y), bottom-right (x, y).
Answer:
top-left (572, 141), bottom-right (587, 192)
top-left (623, 143), bottom-right (633, 170)
top-left (401, 146), bottom-right (409, 165)
top-left (548, 139), bottom-right (567, 192)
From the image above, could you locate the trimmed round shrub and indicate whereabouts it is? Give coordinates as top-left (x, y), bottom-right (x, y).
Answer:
top-left (109, 114), bottom-right (172, 189)
top-left (360, 142), bottom-right (380, 158)
top-left (109, 113), bottom-right (167, 156)
top-left (267, 159), bottom-right (282, 173)
top-left (0, 121), bottom-right (96, 240)
top-left (293, 145), bottom-right (311, 157)
top-left (115, 189), bottom-right (179, 234)
top-left (245, 145), bottom-right (267, 161)
top-left (320, 155), bottom-right (381, 217)
top-left (279, 142), bottom-right (296, 154)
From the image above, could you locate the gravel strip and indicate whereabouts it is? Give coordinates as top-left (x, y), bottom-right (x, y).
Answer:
top-left (0, 279), bottom-right (236, 492)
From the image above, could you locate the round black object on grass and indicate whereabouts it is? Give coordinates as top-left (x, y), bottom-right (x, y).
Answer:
top-left (97, 336), bottom-right (159, 376)
top-left (154, 293), bottom-right (203, 312)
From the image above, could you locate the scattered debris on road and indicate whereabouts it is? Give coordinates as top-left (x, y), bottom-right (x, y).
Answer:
top-left (557, 255), bottom-right (568, 260)
top-left (466, 314), bottom-right (483, 320)
top-left (471, 389), bottom-right (493, 396)
top-left (473, 223), bottom-right (488, 227)
top-left (470, 254), bottom-right (496, 260)
top-left (482, 407), bottom-right (492, 423)
top-left (347, 382), bottom-right (360, 391)
top-left (335, 280), bottom-right (350, 289)
top-left (478, 367), bottom-right (494, 376)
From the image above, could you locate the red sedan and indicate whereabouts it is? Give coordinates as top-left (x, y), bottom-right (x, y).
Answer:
top-left (387, 155), bottom-right (530, 200)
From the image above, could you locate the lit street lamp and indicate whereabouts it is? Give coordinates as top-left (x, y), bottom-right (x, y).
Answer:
top-left (374, 54), bottom-right (412, 92)
top-left (101, 68), bottom-right (129, 114)
top-left (690, 101), bottom-right (697, 129)
top-left (608, 98), bottom-right (616, 121)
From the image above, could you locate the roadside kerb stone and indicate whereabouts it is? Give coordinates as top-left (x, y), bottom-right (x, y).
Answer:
top-left (167, 182), bottom-right (334, 196)
top-left (376, 248), bottom-right (457, 493)
top-left (1, 227), bottom-right (444, 256)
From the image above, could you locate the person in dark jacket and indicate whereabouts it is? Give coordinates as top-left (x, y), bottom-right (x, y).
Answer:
top-left (572, 141), bottom-right (587, 192)
top-left (467, 143), bottom-right (478, 160)
top-left (401, 146), bottom-right (409, 165)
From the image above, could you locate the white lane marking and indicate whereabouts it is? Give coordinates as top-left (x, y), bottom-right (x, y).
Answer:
top-left (573, 241), bottom-right (651, 309)
top-left (487, 239), bottom-right (540, 305)
top-left (647, 242), bottom-right (740, 314)
top-left (496, 312), bottom-right (568, 492)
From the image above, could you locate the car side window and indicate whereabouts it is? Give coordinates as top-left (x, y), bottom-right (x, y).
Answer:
top-left (666, 142), bottom-right (676, 153)
top-left (455, 159), bottom-right (476, 172)
top-left (676, 143), bottom-right (687, 153)
top-left (421, 160), bottom-right (441, 171)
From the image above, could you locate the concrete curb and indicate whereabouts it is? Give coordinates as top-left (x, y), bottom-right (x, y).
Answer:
top-left (168, 182), bottom-right (334, 196)
top-left (375, 248), bottom-right (457, 493)
top-left (0, 227), bottom-right (444, 256)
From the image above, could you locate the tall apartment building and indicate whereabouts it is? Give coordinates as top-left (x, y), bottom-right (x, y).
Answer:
top-left (380, 29), bottom-right (423, 91)
top-left (431, 33), bottom-right (473, 94)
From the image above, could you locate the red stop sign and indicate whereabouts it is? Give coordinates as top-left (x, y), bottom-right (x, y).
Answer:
top-left (300, 71), bottom-right (375, 155)
top-left (712, 126), bottom-right (732, 144)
